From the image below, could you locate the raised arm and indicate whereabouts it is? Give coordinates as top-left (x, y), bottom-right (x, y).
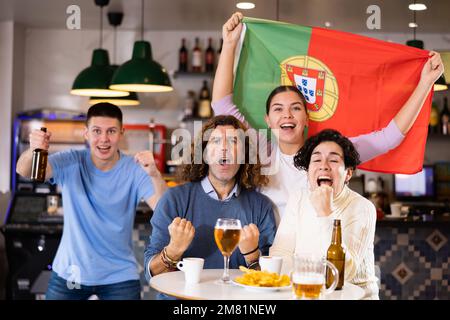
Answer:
top-left (350, 51), bottom-right (444, 163)
top-left (212, 12), bottom-right (243, 104)
top-left (134, 151), bottom-right (168, 210)
top-left (211, 13), bottom-right (253, 126)
top-left (394, 51), bottom-right (444, 134)
top-left (16, 129), bottom-right (53, 180)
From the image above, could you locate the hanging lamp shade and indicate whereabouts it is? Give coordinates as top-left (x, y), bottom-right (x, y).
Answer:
top-left (89, 66), bottom-right (140, 106)
top-left (89, 91), bottom-right (140, 106)
top-left (71, 49), bottom-right (130, 97)
top-left (109, 41), bottom-right (173, 92)
top-left (406, 39), bottom-right (424, 49)
top-left (433, 75), bottom-right (448, 92)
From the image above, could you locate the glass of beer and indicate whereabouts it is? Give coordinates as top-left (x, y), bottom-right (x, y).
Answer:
top-left (214, 218), bottom-right (241, 283)
top-left (291, 253), bottom-right (339, 299)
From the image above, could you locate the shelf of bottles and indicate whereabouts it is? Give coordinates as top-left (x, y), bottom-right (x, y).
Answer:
top-left (174, 37), bottom-right (222, 77)
top-left (173, 37), bottom-right (222, 122)
top-left (180, 80), bottom-right (213, 122)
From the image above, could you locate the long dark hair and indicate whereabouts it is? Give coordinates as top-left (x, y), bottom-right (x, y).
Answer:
top-left (265, 85), bottom-right (307, 114)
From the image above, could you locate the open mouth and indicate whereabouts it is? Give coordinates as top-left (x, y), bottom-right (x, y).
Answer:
top-left (280, 123), bottom-right (296, 130)
top-left (97, 146), bottom-right (111, 153)
top-left (317, 176), bottom-right (333, 187)
top-left (219, 158), bottom-right (230, 166)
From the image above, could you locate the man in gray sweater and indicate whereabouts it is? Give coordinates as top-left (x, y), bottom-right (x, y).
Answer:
top-left (144, 115), bottom-right (276, 285)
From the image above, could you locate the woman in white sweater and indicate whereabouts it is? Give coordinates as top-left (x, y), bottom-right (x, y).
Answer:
top-left (269, 129), bottom-right (379, 299)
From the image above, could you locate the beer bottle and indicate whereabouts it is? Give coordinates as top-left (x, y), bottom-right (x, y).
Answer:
top-left (178, 38), bottom-right (188, 72)
top-left (326, 219), bottom-right (345, 290)
top-left (440, 97), bottom-right (450, 135)
top-left (198, 80), bottom-right (212, 118)
top-left (30, 127), bottom-right (48, 183)
top-left (192, 37), bottom-right (202, 73)
top-left (205, 37), bottom-right (215, 73)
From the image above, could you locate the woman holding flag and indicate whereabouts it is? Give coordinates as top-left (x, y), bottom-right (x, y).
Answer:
top-left (212, 12), bottom-right (444, 224)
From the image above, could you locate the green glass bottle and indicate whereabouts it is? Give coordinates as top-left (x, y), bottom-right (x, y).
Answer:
top-left (326, 219), bottom-right (345, 290)
top-left (30, 127), bottom-right (48, 183)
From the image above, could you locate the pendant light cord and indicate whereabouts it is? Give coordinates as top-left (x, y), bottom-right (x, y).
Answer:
top-left (113, 26), bottom-right (117, 64)
top-left (99, 5), bottom-right (103, 48)
top-left (141, 0), bottom-right (144, 40)
top-left (413, 9), bottom-right (416, 40)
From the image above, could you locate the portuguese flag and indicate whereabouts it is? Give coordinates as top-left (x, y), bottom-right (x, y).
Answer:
top-left (233, 17), bottom-right (432, 174)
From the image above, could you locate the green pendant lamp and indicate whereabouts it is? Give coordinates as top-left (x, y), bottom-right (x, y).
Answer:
top-left (71, 0), bottom-right (129, 97)
top-left (90, 92), bottom-right (140, 106)
top-left (89, 12), bottom-right (140, 106)
top-left (433, 75), bottom-right (448, 92)
top-left (109, 0), bottom-right (173, 93)
top-left (90, 66), bottom-right (140, 106)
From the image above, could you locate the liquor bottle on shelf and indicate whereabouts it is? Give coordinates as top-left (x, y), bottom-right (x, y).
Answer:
top-left (429, 102), bottom-right (439, 134)
top-left (326, 219), bottom-right (345, 290)
top-left (30, 127), bottom-right (48, 183)
top-left (205, 37), bottom-right (215, 73)
top-left (178, 38), bottom-right (188, 72)
top-left (440, 97), bottom-right (450, 135)
top-left (198, 80), bottom-right (212, 118)
top-left (192, 37), bottom-right (202, 73)
top-left (183, 90), bottom-right (196, 120)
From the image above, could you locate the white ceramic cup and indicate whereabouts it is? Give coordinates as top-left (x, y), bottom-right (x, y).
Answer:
top-left (259, 256), bottom-right (283, 274)
top-left (176, 257), bottom-right (204, 284)
top-left (390, 202), bottom-right (402, 217)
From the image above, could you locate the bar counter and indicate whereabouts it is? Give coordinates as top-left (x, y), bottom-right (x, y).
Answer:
top-left (373, 214), bottom-right (449, 300)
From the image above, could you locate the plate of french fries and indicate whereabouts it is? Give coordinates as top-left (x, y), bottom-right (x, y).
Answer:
top-left (232, 266), bottom-right (291, 292)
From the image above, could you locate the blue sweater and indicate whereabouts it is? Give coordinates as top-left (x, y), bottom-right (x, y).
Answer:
top-left (144, 181), bottom-right (276, 281)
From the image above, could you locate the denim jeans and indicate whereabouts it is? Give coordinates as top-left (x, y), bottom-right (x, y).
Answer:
top-left (46, 271), bottom-right (141, 300)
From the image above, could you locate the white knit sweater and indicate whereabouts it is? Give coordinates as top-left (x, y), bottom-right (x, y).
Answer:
top-left (269, 185), bottom-right (379, 299)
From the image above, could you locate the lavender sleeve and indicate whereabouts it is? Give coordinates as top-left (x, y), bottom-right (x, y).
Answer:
top-left (349, 120), bottom-right (405, 164)
top-left (212, 94), bottom-right (251, 128)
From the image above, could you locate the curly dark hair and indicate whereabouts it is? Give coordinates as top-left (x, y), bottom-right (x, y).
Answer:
top-left (293, 129), bottom-right (361, 171)
top-left (178, 115), bottom-right (268, 189)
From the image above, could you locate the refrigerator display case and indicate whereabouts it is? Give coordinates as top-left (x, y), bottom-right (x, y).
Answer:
top-left (2, 109), bottom-right (86, 299)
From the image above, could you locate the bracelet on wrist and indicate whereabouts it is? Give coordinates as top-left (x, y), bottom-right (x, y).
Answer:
top-left (161, 246), bottom-right (179, 270)
top-left (241, 246), bottom-right (259, 256)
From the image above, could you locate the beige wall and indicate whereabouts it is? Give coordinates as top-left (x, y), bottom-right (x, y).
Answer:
top-left (1, 24), bottom-right (450, 192)
top-left (0, 21), bottom-right (14, 193)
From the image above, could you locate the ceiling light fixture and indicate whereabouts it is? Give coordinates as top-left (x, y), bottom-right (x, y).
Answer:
top-left (408, 3), bottom-right (427, 11)
top-left (90, 12), bottom-right (140, 106)
top-left (236, 2), bottom-right (256, 10)
top-left (70, 0), bottom-right (129, 97)
top-left (109, 0), bottom-right (173, 93)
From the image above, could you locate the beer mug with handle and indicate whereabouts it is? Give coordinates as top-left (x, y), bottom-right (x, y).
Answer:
top-left (291, 253), bottom-right (339, 299)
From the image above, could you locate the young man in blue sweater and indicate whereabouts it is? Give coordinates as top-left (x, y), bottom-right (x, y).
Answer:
top-left (16, 103), bottom-right (167, 300)
top-left (144, 115), bottom-right (276, 283)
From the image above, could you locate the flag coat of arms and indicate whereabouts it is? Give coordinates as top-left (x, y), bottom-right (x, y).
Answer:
top-left (233, 17), bottom-right (432, 174)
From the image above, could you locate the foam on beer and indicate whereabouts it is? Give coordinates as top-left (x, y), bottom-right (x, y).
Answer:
top-left (292, 273), bottom-right (324, 285)
top-left (215, 225), bottom-right (241, 230)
